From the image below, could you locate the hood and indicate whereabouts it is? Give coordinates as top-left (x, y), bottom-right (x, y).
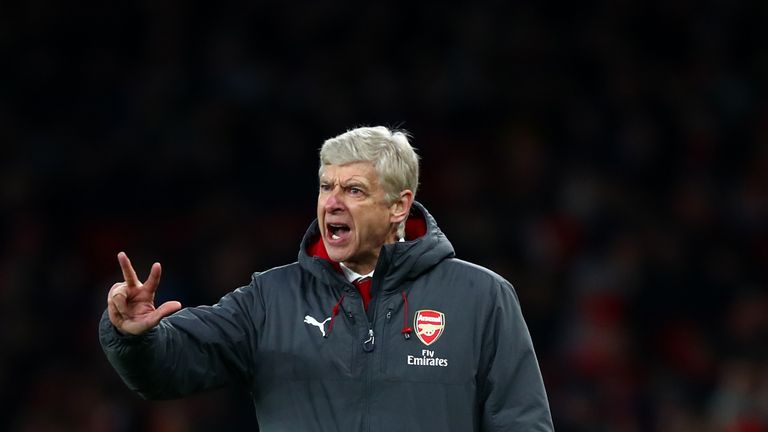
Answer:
top-left (298, 201), bottom-right (455, 291)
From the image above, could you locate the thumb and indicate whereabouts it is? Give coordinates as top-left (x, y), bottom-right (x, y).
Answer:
top-left (151, 300), bottom-right (182, 323)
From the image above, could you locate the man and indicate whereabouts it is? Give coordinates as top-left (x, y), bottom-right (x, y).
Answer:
top-left (100, 126), bottom-right (554, 431)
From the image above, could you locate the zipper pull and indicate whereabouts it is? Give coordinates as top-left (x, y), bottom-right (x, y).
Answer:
top-left (386, 309), bottom-right (392, 321)
top-left (363, 328), bottom-right (375, 352)
top-left (346, 311), bottom-right (355, 324)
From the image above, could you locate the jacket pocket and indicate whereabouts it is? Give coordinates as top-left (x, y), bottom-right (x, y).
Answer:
top-left (380, 307), bottom-right (395, 374)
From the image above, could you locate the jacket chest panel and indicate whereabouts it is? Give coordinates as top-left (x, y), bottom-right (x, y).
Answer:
top-left (375, 293), bottom-right (478, 386)
top-left (256, 278), bottom-right (480, 387)
top-left (256, 286), bottom-right (360, 382)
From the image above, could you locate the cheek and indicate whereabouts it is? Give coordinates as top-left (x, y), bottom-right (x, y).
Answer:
top-left (316, 205), bottom-right (327, 235)
top-left (357, 211), bottom-right (391, 237)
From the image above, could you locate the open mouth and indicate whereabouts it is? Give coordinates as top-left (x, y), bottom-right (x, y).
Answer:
top-left (327, 223), bottom-right (351, 240)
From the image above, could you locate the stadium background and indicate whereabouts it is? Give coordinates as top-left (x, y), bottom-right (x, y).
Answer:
top-left (2, 1), bottom-right (767, 431)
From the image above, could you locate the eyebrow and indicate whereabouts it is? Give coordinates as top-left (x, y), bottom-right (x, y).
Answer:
top-left (341, 179), bottom-right (369, 189)
top-left (319, 176), bottom-right (370, 188)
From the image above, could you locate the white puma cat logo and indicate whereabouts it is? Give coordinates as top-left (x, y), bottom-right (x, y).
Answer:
top-left (304, 315), bottom-right (331, 337)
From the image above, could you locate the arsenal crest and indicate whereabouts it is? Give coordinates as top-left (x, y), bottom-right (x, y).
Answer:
top-left (414, 309), bottom-right (445, 346)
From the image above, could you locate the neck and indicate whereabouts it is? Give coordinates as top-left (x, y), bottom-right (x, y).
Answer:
top-left (341, 258), bottom-right (377, 275)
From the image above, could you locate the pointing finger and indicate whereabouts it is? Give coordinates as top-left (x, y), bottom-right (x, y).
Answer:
top-left (117, 252), bottom-right (140, 286)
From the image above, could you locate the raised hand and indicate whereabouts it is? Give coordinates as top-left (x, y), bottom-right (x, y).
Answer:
top-left (107, 252), bottom-right (182, 335)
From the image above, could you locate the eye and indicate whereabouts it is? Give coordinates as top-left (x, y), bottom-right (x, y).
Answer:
top-left (347, 187), bottom-right (365, 197)
top-left (319, 183), bottom-right (332, 193)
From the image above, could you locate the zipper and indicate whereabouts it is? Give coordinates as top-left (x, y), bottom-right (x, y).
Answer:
top-left (363, 326), bottom-right (375, 352)
top-left (362, 249), bottom-right (392, 432)
top-left (361, 277), bottom-right (384, 432)
top-left (358, 280), bottom-right (375, 353)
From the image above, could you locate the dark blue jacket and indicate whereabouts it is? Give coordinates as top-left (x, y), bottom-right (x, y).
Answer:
top-left (99, 202), bottom-right (554, 431)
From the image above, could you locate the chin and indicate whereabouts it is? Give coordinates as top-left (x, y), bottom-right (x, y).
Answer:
top-left (325, 245), bottom-right (351, 263)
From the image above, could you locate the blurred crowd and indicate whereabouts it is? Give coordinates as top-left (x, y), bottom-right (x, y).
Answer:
top-left (2, 1), bottom-right (767, 431)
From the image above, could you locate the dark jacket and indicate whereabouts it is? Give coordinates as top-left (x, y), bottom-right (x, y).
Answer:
top-left (99, 202), bottom-right (554, 431)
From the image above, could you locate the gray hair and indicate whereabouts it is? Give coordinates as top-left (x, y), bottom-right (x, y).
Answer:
top-left (319, 126), bottom-right (420, 201)
top-left (319, 126), bottom-right (420, 239)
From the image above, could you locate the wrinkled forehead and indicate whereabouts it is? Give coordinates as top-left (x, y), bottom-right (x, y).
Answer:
top-left (319, 161), bottom-right (380, 184)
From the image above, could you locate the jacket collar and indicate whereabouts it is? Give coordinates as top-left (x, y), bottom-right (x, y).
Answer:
top-left (298, 201), bottom-right (454, 291)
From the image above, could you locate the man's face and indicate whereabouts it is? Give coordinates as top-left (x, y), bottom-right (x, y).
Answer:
top-left (317, 162), bottom-right (398, 274)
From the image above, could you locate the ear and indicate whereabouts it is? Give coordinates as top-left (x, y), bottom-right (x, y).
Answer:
top-left (390, 190), bottom-right (414, 224)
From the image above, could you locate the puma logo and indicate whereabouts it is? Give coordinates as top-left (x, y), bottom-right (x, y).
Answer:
top-left (304, 315), bottom-right (331, 337)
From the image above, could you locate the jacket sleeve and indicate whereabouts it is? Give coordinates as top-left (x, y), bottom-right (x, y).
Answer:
top-left (479, 280), bottom-right (554, 431)
top-left (98, 277), bottom-right (263, 400)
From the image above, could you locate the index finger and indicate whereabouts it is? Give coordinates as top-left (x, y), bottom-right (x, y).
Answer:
top-left (117, 251), bottom-right (140, 286)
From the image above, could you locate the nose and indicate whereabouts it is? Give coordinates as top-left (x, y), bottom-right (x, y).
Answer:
top-left (324, 186), bottom-right (345, 213)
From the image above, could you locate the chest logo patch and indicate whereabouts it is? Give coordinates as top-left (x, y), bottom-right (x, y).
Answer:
top-left (304, 315), bottom-right (331, 338)
top-left (414, 309), bottom-right (445, 346)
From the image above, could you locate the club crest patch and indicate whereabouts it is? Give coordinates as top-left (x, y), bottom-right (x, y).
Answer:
top-left (414, 309), bottom-right (445, 346)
